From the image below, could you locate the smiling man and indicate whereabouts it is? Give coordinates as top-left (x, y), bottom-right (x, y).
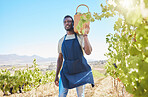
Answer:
top-left (54, 15), bottom-right (94, 97)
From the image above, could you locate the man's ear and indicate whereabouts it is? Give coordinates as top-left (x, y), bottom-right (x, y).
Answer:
top-left (72, 22), bottom-right (74, 26)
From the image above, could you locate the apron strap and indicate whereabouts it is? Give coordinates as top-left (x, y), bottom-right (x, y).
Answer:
top-left (74, 33), bottom-right (78, 40)
top-left (64, 34), bottom-right (67, 41)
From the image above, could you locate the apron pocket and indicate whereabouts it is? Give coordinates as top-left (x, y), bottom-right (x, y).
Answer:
top-left (66, 59), bottom-right (86, 75)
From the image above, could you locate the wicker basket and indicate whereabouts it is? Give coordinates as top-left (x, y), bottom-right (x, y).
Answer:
top-left (74, 4), bottom-right (90, 34)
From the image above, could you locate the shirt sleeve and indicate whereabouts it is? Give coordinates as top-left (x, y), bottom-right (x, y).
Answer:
top-left (77, 34), bottom-right (84, 48)
top-left (58, 37), bottom-right (64, 53)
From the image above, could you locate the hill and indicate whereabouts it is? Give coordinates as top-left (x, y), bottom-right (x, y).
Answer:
top-left (0, 54), bottom-right (56, 65)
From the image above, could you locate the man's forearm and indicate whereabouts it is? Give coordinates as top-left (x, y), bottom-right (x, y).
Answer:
top-left (84, 36), bottom-right (92, 55)
top-left (55, 58), bottom-right (63, 77)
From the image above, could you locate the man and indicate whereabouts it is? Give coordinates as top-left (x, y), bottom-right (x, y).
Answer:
top-left (55, 15), bottom-right (94, 97)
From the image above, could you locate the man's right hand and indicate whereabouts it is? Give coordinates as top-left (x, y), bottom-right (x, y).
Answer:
top-left (55, 53), bottom-right (63, 87)
top-left (54, 76), bottom-right (59, 87)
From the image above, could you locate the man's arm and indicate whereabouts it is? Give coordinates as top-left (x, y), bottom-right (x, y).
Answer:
top-left (54, 53), bottom-right (63, 86)
top-left (83, 24), bottom-right (92, 55)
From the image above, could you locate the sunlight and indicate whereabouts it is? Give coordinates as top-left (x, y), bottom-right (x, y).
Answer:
top-left (140, 0), bottom-right (148, 18)
top-left (107, 0), bottom-right (133, 9)
top-left (120, 0), bottom-right (133, 9)
top-left (107, 0), bottom-right (117, 7)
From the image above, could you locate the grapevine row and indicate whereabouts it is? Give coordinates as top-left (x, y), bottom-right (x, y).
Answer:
top-left (77, 0), bottom-right (148, 97)
top-left (0, 59), bottom-right (55, 95)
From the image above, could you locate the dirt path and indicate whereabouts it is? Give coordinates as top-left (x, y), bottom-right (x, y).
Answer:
top-left (43, 76), bottom-right (113, 97)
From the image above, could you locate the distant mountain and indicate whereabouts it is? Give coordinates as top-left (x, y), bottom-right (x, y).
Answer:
top-left (0, 54), bottom-right (57, 65)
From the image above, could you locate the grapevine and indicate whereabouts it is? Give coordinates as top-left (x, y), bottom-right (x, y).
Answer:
top-left (0, 59), bottom-right (55, 95)
top-left (76, 0), bottom-right (148, 97)
top-left (76, 12), bottom-right (94, 34)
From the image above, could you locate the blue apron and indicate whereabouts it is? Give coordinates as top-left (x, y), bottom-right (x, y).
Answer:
top-left (60, 33), bottom-right (94, 89)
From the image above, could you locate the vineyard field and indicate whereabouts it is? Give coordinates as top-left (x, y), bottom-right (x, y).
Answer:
top-left (0, 62), bottom-right (133, 97)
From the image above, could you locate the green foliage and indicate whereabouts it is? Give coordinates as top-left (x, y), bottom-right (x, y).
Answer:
top-left (76, 12), bottom-right (94, 34)
top-left (103, 0), bottom-right (148, 97)
top-left (144, 0), bottom-right (148, 8)
top-left (0, 59), bottom-right (55, 95)
top-left (77, 0), bottom-right (148, 96)
top-left (92, 69), bottom-right (105, 78)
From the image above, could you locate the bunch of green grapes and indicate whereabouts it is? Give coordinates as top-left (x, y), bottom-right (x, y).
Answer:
top-left (76, 12), bottom-right (95, 34)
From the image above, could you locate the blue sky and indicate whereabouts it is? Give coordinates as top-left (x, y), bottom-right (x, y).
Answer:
top-left (0, 0), bottom-right (117, 60)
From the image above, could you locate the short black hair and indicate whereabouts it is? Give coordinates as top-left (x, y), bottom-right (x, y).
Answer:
top-left (63, 15), bottom-right (74, 24)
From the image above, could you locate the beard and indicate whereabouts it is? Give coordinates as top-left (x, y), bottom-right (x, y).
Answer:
top-left (64, 23), bottom-right (74, 31)
top-left (65, 27), bottom-right (73, 31)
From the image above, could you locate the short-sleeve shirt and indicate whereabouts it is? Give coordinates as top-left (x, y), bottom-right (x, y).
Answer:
top-left (58, 34), bottom-right (84, 54)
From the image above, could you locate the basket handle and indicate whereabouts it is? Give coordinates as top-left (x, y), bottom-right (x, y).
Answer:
top-left (76, 4), bottom-right (89, 13)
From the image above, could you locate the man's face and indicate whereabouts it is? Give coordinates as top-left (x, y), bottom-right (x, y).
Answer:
top-left (64, 17), bottom-right (73, 31)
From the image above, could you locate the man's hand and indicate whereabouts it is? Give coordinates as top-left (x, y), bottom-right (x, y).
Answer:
top-left (55, 53), bottom-right (63, 87)
top-left (54, 76), bottom-right (59, 87)
top-left (83, 23), bottom-right (92, 55)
